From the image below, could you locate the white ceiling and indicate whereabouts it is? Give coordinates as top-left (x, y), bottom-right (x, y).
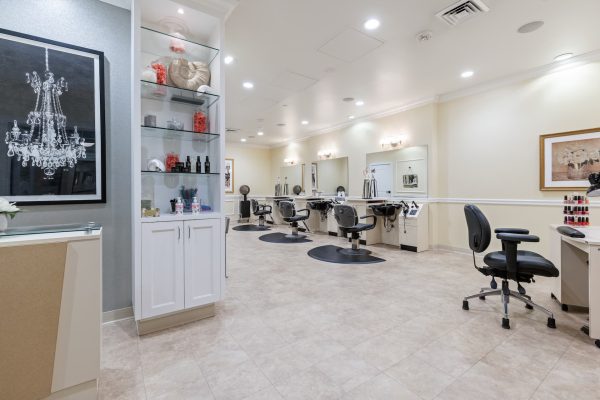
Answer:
top-left (224, 0), bottom-right (600, 146)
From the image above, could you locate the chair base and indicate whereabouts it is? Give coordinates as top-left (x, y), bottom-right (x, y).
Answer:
top-left (338, 248), bottom-right (372, 256)
top-left (284, 233), bottom-right (307, 240)
top-left (258, 232), bottom-right (312, 244)
top-left (232, 224), bottom-right (271, 232)
top-left (463, 280), bottom-right (556, 330)
top-left (307, 245), bottom-right (384, 264)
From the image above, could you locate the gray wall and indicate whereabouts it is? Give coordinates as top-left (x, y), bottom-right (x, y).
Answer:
top-left (1, 0), bottom-right (132, 312)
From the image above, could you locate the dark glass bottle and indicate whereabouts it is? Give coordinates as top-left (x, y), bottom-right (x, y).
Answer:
top-left (196, 156), bottom-right (202, 174)
top-left (204, 156), bottom-right (210, 174)
top-left (185, 156), bottom-right (191, 173)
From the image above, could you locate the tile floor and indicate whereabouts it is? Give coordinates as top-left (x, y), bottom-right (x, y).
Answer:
top-left (101, 225), bottom-right (600, 399)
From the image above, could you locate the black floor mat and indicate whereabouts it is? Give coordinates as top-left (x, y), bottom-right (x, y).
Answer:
top-left (259, 232), bottom-right (312, 243)
top-left (307, 245), bottom-right (385, 264)
top-left (232, 224), bottom-right (271, 232)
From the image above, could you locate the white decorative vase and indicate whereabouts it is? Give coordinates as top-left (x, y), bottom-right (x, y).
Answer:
top-left (0, 214), bottom-right (7, 232)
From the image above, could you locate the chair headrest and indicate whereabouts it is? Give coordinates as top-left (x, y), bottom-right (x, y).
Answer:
top-left (464, 204), bottom-right (491, 253)
top-left (333, 204), bottom-right (358, 228)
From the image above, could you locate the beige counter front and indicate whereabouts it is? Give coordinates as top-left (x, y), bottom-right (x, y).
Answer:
top-left (0, 227), bottom-right (102, 400)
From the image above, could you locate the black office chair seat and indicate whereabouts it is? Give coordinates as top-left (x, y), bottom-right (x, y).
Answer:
top-left (483, 250), bottom-right (559, 279)
top-left (343, 223), bottom-right (373, 233)
top-left (284, 214), bottom-right (310, 223)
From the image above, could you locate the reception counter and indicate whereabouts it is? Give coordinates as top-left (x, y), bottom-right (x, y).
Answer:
top-left (0, 223), bottom-right (102, 400)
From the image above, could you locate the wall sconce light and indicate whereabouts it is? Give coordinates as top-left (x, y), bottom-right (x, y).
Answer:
top-left (380, 137), bottom-right (403, 149)
top-left (317, 150), bottom-right (334, 159)
top-left (284, 158), bottom-right (297, 165)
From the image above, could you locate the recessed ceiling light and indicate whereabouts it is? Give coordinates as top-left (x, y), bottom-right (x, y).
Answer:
top-left (240, 138), bottom-right (247, 142)
top-left (518, 21), bottom-right (544, 34)
top-left (242, 81), bottom-right (254, 89)
top-left (177, 8), bottom-right (184, 14)
top-left (461, 70), bottom-right (474, 78)
top-left (348, 115), bottom-right (355, 120)
top-left (224, 55), bottom-right (234, 64)
top-left (301, 120), bottom-right (309, 125)
top-left (257, 131), bottom-right (264, 136)
top-left (355, 100), bottom-right (364, 106)
top-left (554, 53), bottom-right (574, 62)
top-left (364, 18), bottom-right (380, 30)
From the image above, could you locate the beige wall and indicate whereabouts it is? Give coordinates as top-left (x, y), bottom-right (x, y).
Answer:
top-left (225, 144), bottom-right (272, 195)
top-left (269, 103), bottom-right (439, 197)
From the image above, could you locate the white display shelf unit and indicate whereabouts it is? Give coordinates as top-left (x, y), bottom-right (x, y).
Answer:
top-left (131, 0), bottom-right (226, 333)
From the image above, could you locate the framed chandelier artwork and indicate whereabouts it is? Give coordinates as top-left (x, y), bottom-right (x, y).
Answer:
top-left (0, 28), bottom-right (105, 205)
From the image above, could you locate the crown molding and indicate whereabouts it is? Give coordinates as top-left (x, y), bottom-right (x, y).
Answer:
top-left (98, 0), bottom-right (131, 10)
top-left (438, 49), bottom-right (600, 103)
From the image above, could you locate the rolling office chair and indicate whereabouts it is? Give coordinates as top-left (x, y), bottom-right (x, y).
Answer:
top-left (307, 204), bottom-right (383, 264)
top-left (279, 201), bottom-right (311, 239)
top-left (232, 199), bottom-right (272, 231)
top-left (462, 204), bottom-right (560, 329)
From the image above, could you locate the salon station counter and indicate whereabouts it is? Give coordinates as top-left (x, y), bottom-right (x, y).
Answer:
top-left (0, 223), bottom-right (102, 400)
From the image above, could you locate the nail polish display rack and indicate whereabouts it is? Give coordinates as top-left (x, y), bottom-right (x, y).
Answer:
top-left (563, 194), bottom-right (590, 226)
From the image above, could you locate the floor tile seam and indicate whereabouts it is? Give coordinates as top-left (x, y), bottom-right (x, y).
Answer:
top-left (526, 338), bottom-right (575, 400)
top-left (380, 369), bottom-right (438, 400)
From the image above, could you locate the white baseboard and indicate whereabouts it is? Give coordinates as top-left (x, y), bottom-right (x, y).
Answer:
top-left (102, 306), bottom-right (133, 323)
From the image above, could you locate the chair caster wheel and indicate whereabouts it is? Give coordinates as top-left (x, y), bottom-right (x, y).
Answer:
top-left (462, 300), bottom-right (469, 311)
top-left (547, 318), bottom-right (556, 329)
top-left (502, 318), bottom-right (510, 329)
top-left (582, 326), bottom-right (590, 335)
top-left (595, 340), bottom-right (600, 349)
top-left (479, 295), bottom-right (486, 301)
top-left (525, 304), bottom-right (533, 310)
top-left (562, 304), bottom-right (569, 312)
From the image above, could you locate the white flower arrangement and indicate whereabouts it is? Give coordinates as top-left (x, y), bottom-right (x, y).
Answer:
top-left (557, 146), bottom-right (600, 170)
top-left (0, 197), bottom-right (21, 219)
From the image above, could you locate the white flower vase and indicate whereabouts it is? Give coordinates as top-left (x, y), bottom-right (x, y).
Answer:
top-left (0, 214), bottom-right (7, 232)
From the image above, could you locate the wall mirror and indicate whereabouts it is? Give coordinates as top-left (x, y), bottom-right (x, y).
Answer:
top-left (280, 164), bottom-right (303, 194)
top-left (310, 157), bottom-right (349, 195)
top-left (366, 145), bottom-right (428, 197)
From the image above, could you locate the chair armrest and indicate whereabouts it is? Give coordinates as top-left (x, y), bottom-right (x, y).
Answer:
top-left (262, 205), bottom-right (272, 213)
top-left (297, 208), bottom-right (310, 217)
top-left (495, 228), bottom-right (530, 235)
top-left (360, 215), bottom-right (377, 227)
top-left (496, 233), bottom-right (539, 243)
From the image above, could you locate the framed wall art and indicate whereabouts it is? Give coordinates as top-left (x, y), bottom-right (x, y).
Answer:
top-left (224, 158), bottom-right (234, 193)
top-left (311, 162), bottom-right (318, 190)
top-left (0, 28), bottom-right (106, 205)
top-left (540, 128), bottom-right (600, 191)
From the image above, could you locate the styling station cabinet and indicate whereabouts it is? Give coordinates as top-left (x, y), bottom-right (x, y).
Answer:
top-left (131, 1), bottom-right (226, 334)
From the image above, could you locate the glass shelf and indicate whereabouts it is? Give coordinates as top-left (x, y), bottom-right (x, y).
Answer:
top-left (142, 171), bottom-right (220, 176)
top-left (141, 80), bottom-right (220, 108)
top-left (141, 126), bottom-right (219, 142)
top-left (141, 27), bottom-right (219, 65)
top-left (0, 222), bottom-right (101, 237)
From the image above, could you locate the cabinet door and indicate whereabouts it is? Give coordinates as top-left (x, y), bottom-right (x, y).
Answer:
top-left (184, 219), bottom-right (221, 308)
top-left (141, 221), bottom-right (184, 319)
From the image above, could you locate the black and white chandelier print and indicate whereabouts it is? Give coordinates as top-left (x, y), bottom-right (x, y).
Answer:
top-left (0, 28), bottom-right (105, 205)
top-left (5, 48), bottom-right (92, 177)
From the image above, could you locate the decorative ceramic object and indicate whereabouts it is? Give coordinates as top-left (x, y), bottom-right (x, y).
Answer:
top-left (169, 32), bottom-right (186, 53)
top-left (147, 159), bottom-right (165, 172)
top-left (141, 66), bottom-right (157, 83)
top-left (168, 59), bottom-right (210, 90)
top-left (0, 197), bottom-right (21, 231)
top-left (0, 214), bottom-right (7, 232)
top-left (166, 118), bottom-right (184, 130)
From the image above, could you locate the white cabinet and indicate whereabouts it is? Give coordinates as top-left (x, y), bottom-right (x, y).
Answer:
top-left (185, 219), bottom-right (221, 308)
top-left (141, 221), bottom-right (185, 318)
top-left (141, 219), bottom-right (221, 319)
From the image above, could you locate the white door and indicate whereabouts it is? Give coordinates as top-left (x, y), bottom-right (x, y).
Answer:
top-left (141, 221), bottom-right (184, 318)
top-left (369, 163), bottom-right (393, 197)
top-left (184, 219), bottom-right (221, 308)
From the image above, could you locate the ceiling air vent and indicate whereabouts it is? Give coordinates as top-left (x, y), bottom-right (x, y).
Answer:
top-left (436, 0), bottom-right (489, 26)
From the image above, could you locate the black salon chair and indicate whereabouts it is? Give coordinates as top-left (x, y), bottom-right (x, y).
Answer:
top-left (279, 201), bottom-right (310, 239)
top-left (251, 199), bottom-right (273, 228)
top-left (334, 204), bottom-right (377, 256)
top-left (463, 204), bottom-right (559, 329)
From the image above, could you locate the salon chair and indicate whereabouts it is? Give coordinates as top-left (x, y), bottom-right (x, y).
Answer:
top-left (232, 199), bottom-right (273, 231)
top-left (334, 204), bottom-right (377, 256)
top-left (279, 201), bottom-right (310, 239)
top-left (462, 204), bottom-right (559, 329)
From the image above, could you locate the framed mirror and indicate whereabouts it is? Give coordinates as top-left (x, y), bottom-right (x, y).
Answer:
top-left (310, 157), bottom-right (349, 195)
top-left (280, 164), bottom-right (303, 194)
top-left (366, 146), bottom-right (428, 197)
